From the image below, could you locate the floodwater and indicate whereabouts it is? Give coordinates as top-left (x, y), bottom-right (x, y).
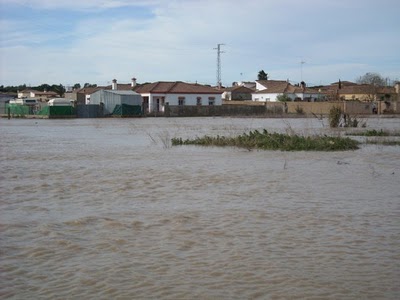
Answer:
top-left (1, 117), bottom-right (399, 299)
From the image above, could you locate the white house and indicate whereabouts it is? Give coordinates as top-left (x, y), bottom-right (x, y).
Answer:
top-left (252, 80), bottom-right (321, 102)
top-left (134, 81), bottom-right (223, 113)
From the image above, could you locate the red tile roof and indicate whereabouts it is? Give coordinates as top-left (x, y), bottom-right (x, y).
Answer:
top-left (223, 86), bottom-right (255, 93)
top-left (254, 81), bottom-right (318, 94)
top-left (20, 89), bottom-right (58, 96)
top-left (76, 86), bottom-right (110, 95)
top-left (324, 84), bottom-right (396, 95)
top-left (112, 83), bottom-right (133, 91)
top-left (134, 81), bottom-right (223, 94)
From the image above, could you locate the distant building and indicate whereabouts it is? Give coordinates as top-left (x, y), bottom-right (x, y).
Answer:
top-left (222, 86), bottom-right (254, 101)
top-left (252, 80), bottom-right (321, 102)
top-left (320, 81), bottom-right (400, 102)
top-left (17, 89), bottom-right (58, 101)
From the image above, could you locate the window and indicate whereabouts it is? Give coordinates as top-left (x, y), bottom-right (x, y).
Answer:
top-left (178, 97), bottom-right (185, 106)
top-left (208, 96), bottom-right (215, 106)
top-left (197, 97), bottom-right (202, 106)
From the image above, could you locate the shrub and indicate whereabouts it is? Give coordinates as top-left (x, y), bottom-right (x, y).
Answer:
top-left (329, 106), bottom-right (342, 128)
top-left (276, 94), bottom-right (292, 102)
top-left (329, 107), bottom-right (365, 128)
top-left (295, 105), bottom-right (304, 114)
top-left (172, 129), bottom-right (360, 151)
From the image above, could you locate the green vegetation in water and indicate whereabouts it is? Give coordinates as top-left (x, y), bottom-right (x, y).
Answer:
top-left (171, 129), bottom-right (360, 151)
top-left (328, 106), bottom-right (366, 128)
top-left (365, 140), bottom-right (400, 146)
top-left (346, 129), bottom-right (400, 137)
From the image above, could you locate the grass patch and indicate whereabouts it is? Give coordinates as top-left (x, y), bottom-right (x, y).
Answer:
top-left (171, 129), bottom-right (360, 151)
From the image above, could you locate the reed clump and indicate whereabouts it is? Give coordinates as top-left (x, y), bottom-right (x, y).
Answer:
top-left (171, 129), bottom-right (360, 151)
top-left (329, 106), bottom-right (366, 128)
top-left (346, 129), bottom-right (400, 137)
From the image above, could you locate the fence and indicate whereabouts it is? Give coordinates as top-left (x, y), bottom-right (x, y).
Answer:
top-left (4, 101), bottom-right (399, 119)
top-left (164, 101), bottom-right (399, 117)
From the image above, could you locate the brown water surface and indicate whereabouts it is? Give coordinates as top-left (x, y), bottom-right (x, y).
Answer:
top-left (1, 117), bottom-right (399, 299)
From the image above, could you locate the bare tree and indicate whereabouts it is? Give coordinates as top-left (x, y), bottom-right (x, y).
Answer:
top-left (356, 72), bottom-right (385, 86)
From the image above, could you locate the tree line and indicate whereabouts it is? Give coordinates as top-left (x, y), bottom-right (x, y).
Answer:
top-left (0, 83), bottom-right (98, 96)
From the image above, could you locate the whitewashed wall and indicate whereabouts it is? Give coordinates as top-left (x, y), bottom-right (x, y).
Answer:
top-left (147, 93), bottom-right (222, 112)
top-left (252, 93), bottom-right (281, 102)
top-left (252, 92), bottom-right (322, 102)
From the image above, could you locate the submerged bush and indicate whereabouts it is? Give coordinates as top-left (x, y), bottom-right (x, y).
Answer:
top-left (346, 129), bottom-right (400, 136)
top-left (329, 106), bottom-right (366, 128)
top-left (295, 105), bottom-right (304, 114)
top-left (171, 129), bottom-right (360, 151)
top-left (329, 106), bottom-right (342, 128)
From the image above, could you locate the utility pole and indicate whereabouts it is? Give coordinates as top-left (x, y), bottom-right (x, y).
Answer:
top-left (214, 43), bottom-right (225, 88)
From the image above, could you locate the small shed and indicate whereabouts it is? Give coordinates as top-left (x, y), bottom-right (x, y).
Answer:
top-left (90, 90), bottom-right (142, 116)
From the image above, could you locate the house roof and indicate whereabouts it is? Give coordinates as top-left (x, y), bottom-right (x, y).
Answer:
top-left (254, 81), bottom-right (319, 94)
top-left (103, 90), bottom-right (140, 95)
top-left (75, 82), bottom-right (134, 94)
top-left (20, 89), bottom-right (58, 96)
top-left (254, 80), bottom-right (290, 94)
top-left (287, 85), bottom-right (320, 94)
top-left (337, 84), bottom-right (396, 95)
top-left (223, 86), bottom-right (255, 93)
top-left (134, 81), bottom-right (223, 94)
top-left (256, 80), bottom-right (288, 89)
top-left (76, 86), bottom-right (110, 95)
top-left (110, 83), bottom-right (134, 91)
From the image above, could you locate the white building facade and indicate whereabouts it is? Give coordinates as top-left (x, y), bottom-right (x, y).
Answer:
top-left (134, 81), bottom-right (222, 113)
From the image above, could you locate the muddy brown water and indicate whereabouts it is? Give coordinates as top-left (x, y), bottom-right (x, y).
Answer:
top-left (1, 117), bottom-right (399, 299)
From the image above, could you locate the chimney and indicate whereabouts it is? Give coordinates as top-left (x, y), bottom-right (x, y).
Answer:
top-left (131, 77), bottom-right (137, 87)
top-left (300, 81), bottom-right (306, 91)
top-left (112, 79), bottom-right (117, 90)
top-left (395, 82), bottom-right (400, 94)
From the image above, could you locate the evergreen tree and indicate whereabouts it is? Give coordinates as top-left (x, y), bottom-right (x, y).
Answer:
top-left (258, 70), bottom-right (268, 80)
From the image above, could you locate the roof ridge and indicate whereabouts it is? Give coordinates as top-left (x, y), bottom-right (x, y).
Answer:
top-left (283, 82), bottom-right (290, 93)
top-left (167, 81), bottom-right (181, 92)
top-left (151, 81), bottom-right (162, 92)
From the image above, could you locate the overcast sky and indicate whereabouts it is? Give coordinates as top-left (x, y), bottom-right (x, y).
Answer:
top-left (1, 0), bottom-right (399, 87)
